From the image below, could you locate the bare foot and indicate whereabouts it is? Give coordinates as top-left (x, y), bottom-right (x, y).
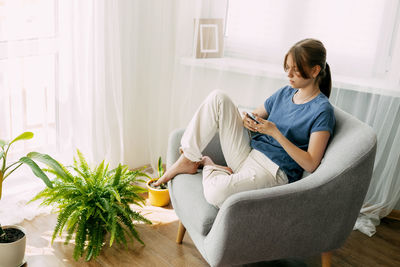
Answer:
top-left (153, 154), bottom-right (201, 186)
top-left (201, 156), bottom-right (233, 174)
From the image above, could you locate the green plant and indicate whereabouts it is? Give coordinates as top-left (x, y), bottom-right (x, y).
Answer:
top-left (149, 156), bottom-right (167, 190)
top-left (0, 132), bottom-right (53, 242)
top-left (157, 156), bottom-right (164, 178)
top-left (30, 150), bottom-right (152, 261)
top-left (0, 224), bottom-right (5, 241)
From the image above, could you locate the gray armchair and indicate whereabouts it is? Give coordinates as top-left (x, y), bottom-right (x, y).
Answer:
top-left (168, 107), bottom-right (377, 267)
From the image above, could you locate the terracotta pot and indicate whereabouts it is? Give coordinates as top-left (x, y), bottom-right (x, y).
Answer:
top-left (146, 179), bottom-right (170, 207)
top-left (0, 225), bottom-right (26, 267)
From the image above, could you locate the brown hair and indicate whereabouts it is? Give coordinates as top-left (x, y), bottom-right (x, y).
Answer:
top-left (284, 38), bottom-right (331, 98)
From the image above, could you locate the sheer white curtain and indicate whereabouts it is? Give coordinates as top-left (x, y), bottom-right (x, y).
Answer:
top-left (0, 0), bottom-right (59, 225)
top-left (226, 0), bottom-right (400, 83)
top-left (330, 86), bottom-right (400, 236)
top-left (117, 0), bottom-right (177, 170)
top-left (58, 0), bottom-right (124, 166)
top-left (0, 0), bottom-right (125, 225)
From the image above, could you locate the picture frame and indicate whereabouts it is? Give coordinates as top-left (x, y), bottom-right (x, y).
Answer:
top-left (193, 18), bottom-right (224, 58)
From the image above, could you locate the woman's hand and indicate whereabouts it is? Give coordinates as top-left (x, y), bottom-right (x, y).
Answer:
top-left (242, 112), bottom-right (278, 137)
top-left (253, 115), bottom-right (279, 137)
top-left (242, 112), bottom-right (259, 132)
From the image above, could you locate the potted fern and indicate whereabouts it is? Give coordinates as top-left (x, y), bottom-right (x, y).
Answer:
top-left (30, 150), bottom-right (152, 261)
top-left (0, 132), bottom-right (53, 267)
top-left (147, 157), bottom-right (170, 207)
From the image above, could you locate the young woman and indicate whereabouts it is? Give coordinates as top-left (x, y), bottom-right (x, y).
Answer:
top-left (155, 38), bottom-right (335, 207)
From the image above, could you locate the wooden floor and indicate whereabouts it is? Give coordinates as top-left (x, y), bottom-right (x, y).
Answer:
top-left (19, 199), bottom-right (400, 267)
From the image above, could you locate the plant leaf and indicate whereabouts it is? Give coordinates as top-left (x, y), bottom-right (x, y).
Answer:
top-left (19, 157), bottom-right (53, 188)
top-left (0, 139), bottom-right (7, 148)
top-left (9, 132), bottom-right (34, 146)
top-left (76, 149), bottom-right (90, 178)
top-left (157, 156), bottom-right (164, 177)
top-left (112, 164), bottom-right (122, 187)
top-left (27, 152), bottom-right (72, 183)
top-left (109, 188), bottom-right (121, 203)
top-left (93, 160), bottom-right (105, 185)
top-left (73, 210), bottom-right (87, 261)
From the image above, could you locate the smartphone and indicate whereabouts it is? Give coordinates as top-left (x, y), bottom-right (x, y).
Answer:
top-left (246, 112), bottom-right (260, 124)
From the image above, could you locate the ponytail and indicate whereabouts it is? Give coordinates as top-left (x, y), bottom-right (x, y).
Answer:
top-left (318, 62), bottom-right (331, 98)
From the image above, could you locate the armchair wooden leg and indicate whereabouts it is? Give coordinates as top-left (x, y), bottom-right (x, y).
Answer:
top-left (321, 251), bottom-right (332, 267)
top-left (176, 221), bottom-right (186, 244)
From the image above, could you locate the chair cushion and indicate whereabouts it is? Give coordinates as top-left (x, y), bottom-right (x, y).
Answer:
top-left (169, 171), bottom-right (218, 236)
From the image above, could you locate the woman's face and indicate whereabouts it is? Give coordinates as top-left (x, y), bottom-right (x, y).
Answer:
top-left (285, 53), bottom-right (314, 90)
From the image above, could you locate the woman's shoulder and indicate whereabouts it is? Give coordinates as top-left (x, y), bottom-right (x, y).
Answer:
top-left (312, 94), bottom-right (335, 114)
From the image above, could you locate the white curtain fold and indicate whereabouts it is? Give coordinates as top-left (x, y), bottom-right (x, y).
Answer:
top-left (118, 0), bottom-right (177, 170)
top-left (1, 0), bottom-right (125, 225)
top-left (330, 86), bottom-right (400, 236)
top-left (58, 0), bottom-right (124, 166)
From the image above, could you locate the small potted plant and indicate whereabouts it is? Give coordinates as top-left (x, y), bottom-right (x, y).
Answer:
top-left (0, 132), bottom-right (53, 267)
top-left (147, 157), bottom-right (170, 207)
top-left (30, 150), bottom-right (152, 261)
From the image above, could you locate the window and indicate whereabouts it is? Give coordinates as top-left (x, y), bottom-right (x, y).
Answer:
top-left (225, 0), bottom-right (400, 82)
top-left (0, 0), bottom-right (58, 155)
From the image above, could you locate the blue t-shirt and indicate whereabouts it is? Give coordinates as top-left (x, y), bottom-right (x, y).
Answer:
top-left (250, 85), bottom-right (336, 183)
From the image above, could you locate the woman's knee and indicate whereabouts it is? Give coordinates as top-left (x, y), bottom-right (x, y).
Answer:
top-left (203, 178), bottom-right (231, 207)
top-left (203, 188), bottom-right (226, 207)
top-left (207, 89), bottom-right (231, 105)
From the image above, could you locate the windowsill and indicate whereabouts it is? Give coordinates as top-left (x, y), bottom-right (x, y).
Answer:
top-left (180, 57), bottom-right (400, 97)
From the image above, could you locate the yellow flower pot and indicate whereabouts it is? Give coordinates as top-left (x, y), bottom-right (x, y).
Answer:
top-left (147, 179), bottom-right (170, 207)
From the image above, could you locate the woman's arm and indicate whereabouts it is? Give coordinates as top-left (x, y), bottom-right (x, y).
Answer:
top-left (252, 105), bottom-right (268, 118)
top-left (251, 116), bottom-right (330, 173)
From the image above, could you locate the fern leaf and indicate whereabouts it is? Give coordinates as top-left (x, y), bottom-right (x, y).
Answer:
top-left (112, 164), bottom-right (122, 187)
top-left (108, 187), bottom-right (121, 203)
top-left (99, 197), bottom-right (111, 213)
top-left (93, 223), bottom-right (105, 259)
top-left (94, 160), bottom-right (105, 185)
top-left (113, 203), bottom-right (145, 245)
top-left (131, 211), bottom-right (152, 225)
top-left (76, 149), bottom-right (90, 179)
top-left (85, 245), bottom-right (94, 262)
top-left (70, 166), bottom-right (86, 181)
top-left (95, 209), bottom-right (107, 223)
top-left (64, 220), bottom-right (78, 245)
top-left (51, 203), bottom-right (79, 243)
top-left (109, 209), bottom-right (117, 247)
top-left (73, 210), bottom-right (88, 261)
top-left (84, 222), bottom-right (94, 261)
top-left (115, 223), bottom-right (127, 247)
top-left (51, 215), bottom-right (65, 244)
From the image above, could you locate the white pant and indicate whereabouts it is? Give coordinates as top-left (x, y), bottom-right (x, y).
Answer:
top-left (181, 90), bottom-right (288, 207)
